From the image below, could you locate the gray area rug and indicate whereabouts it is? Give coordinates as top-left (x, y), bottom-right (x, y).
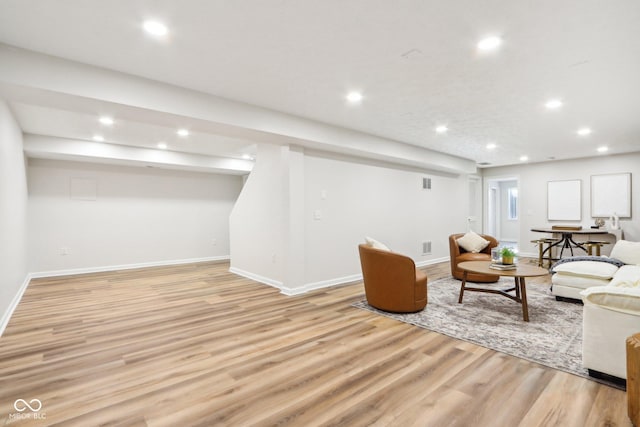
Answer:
top-left (353, 276), bottom-right (603, 384)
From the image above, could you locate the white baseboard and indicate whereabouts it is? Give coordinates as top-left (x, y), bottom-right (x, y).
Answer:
top-left (416, 256), bottom-right (449, 268)
top-left (230, 256), bottom-right (451, 296)
top-left (29, 255), bottom-right (230, 279)
top-left (0, 273), bottom-right (32, 337)
top-left (283, 273), bottom-right (363, 296)
top-left (228, 267), bottom-right (284, 290)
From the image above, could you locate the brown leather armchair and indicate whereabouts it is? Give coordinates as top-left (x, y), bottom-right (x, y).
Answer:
top-left (449, 233), bottom-right (499, 283)
top-left (358, 244), bottom-right (427, 313)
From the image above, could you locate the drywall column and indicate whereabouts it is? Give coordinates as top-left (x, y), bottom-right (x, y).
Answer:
top-left (282, 146), bottom-right (305, 294)
top-left (229, 144), bottom-right (306, 293)
top-left (229, 144), bottom-right (287, 287)
top-left (0, 99), bottom-right (29, 333)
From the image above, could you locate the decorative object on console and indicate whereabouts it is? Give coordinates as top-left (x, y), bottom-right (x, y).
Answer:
top-left (594, 217), bottom-right (605, 228)
top-left (610, 212), bottom-right (621, 230)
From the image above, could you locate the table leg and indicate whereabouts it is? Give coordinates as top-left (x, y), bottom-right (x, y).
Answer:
top-left (519, 277), bottom-right (529, 322)
top-left (458, 271), bottom-right (467, 303)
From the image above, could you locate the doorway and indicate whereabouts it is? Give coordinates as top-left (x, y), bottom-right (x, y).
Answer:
top-left (485, 176), bottom-right (520, 249)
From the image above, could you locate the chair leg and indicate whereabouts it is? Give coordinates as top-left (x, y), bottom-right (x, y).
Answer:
top-left (538, 242), bottom-right (544, 267)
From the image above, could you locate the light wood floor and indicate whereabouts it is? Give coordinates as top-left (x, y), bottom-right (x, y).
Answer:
top-left (0, 260), bottom-right (631, 426)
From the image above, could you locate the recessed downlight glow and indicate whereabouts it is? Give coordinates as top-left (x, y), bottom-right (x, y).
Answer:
top-left (99, 116), bottom-right (114, 125)
top-left (92, 135), bottom-right (104, 142)
top-left (576, 128), bottom-right (592, 136)
top-left (242, 154), bottom-right (253, 160)
top-left (597, 146), bottom-right (609, 153)
top-left (477, 36), bottom-right (503, 51)
top-left (486, 143), bottom-right (497, 150)
top-left (177, 129), bottom-right (189, 137)
top-left (143, 20), bottom-right (168, 36)
top-left (157, 142), bottom-right (168, 149)
top-left (545, 99), bottom-right (563, 110)
top-left (520, 155), bottom-right (529, 162)
top-left (346, 92), bottom-right (363, 103)
top-left (435, 125), bottom-right (448, 134)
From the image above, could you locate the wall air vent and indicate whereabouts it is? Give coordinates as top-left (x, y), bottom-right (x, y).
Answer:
top-left (422, 241), bottom-right (432, 255)
top-left (422, 177), bottom-right (432, 190)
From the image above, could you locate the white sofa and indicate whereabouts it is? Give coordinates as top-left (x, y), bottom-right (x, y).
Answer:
top-left (551, 240), bottom-right (640, 380)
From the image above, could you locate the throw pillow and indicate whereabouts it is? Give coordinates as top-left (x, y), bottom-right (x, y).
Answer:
top-left (364, 236), bottom-right (391, 251)
top-left (456, 231), bottom-right (489, 253)
top-left (610, 240), bottom-right (640, 265)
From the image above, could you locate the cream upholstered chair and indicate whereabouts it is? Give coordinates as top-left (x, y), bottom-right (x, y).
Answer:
top-left (449, 233), bottom-right (499, 283)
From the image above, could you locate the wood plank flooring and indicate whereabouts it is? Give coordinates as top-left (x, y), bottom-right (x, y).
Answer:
top-left (0, 260), bottom-right (631, 426)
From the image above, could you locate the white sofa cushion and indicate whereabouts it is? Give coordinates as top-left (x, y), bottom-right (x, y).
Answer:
top-left (609, 240), bottom-right (640, 265)
top-left (456, 231), bottom-right (489, 253)
top-left (552, 272), bottom-right (611, 290)
top-left (609, 265), bottom-right (640, 288)
top-left (364, 236), bottom-right (390, 251)
top-left (581, 286), bottom-right (640, 315)
top-left (552, 260), bottom-right (619, 279)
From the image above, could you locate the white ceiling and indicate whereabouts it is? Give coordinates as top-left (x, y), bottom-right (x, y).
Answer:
top-left (0, 0), bottom-right (639, 170)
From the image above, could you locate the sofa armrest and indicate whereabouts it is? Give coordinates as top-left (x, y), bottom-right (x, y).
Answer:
top-left (581, 286), bottom-right (640, 316)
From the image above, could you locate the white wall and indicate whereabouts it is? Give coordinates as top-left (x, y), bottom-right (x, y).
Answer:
top-left (0, 100), bottom-right (29, 331)
top-left (483, 153), bottom-right (640, 256)
top-left (229, 144), bottom-right (286, 287)
top-left (303, 152), bottom-right (469, 286)
top-left (230, 145), bottom-right (470, 294)
top-left (28, 159), bottom-right (242, 273)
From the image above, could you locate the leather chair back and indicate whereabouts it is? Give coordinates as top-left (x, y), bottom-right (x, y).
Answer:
top-left (358, 244), bottom-right (427, 313)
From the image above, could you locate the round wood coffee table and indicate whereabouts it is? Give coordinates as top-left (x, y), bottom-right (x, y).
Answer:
top-left (457, 261), bottom-right (549, 322)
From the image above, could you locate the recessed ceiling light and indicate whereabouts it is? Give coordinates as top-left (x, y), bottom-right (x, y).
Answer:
top-left (477, 36), bottom-right (503, 51)
top-left (545, 99), bottom-right (563, 110)
top-left (177, 129), bottom-right (189, 137)
top-left (486, 143), bottom-right (497, 150)
top-left (143, 20), bottom-right (168, 37)
top-left (435, 125), bottom-right (448, 134)
top-left (597, 146), bottom-right (608, 153)
top-left (99, 116), bottom-right (114, 125)
top-left (520, 155), bottom-right (529, 162)
top-left (92, 135), bottom-right (104, 142)
top-left (576, 128), bottom-right (592, 136)
top-left (346, 91), bottom-right (363, 103)
top-left (157, 142), bottom-right (168, 149)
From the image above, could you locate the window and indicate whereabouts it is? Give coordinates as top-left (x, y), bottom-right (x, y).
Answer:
top-left (508, 187), bottom-right (518, 220)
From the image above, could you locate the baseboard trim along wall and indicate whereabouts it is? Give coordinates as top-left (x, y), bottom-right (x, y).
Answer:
top-left (0, 274), bottom-right (33, 337)
top-left (229, 256), bottom-right (450, 296)
top-left (29, 255), bottom-right (230, 279)
top-left (228, 267), bottom-right (284, 290)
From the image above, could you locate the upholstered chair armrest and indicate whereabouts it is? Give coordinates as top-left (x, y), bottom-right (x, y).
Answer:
top-left (581, 286), bottom-right (640, 316)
